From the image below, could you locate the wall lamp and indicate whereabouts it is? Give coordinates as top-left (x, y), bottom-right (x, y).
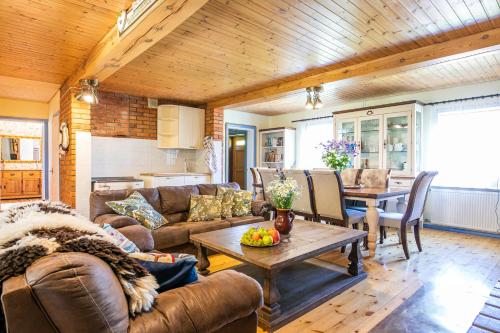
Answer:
top-left (75, 79), bottom-right (99, 104)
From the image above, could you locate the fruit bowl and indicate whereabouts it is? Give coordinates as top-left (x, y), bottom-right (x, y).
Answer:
top-left (240, 227), bottom-right (280, 247)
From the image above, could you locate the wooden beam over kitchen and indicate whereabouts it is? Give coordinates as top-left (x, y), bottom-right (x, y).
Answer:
top-left (207, 28), bottom-right (500, 109)
top-left (65, 0), bottom-right (209, 87)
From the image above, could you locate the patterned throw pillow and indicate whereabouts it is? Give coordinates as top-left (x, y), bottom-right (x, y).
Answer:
top-left (102, 224), bottom-right (140, 253)
top-left (106, 191), bottom-right (167, 230)
top-left (187, 195), bottom-right (222, 222)
top-left (217, 186), bottom-right (235, 218)
top-left (232, 190), bottom-right (253, 217)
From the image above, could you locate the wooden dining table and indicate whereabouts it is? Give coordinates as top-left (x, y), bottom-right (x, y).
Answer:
top-left (343, 187), bottom-right (410, 257)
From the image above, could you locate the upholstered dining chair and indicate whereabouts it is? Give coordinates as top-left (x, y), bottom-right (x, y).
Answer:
top-left (257, 168), bottom-right (279, 202)
top-left (378, 171), bottom-right (438, 259)
top-left (283, 169), bottom-right (316, 220)
top-left (309, 170), bottom-right (366, 244)
top-left (250, 167), bottom-right (264, 200)
top-left (340, 168), bottom-right (361, 186)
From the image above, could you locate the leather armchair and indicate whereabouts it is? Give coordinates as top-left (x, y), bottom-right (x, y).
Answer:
top-left (2, 253), bottom-right (263, 333)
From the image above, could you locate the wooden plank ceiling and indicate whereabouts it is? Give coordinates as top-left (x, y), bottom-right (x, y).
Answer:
top-left (102, 0), bottom-right (500, 109)
top-left (234, 50), bottom-right (500, 115)
top-left (0, 0), bottom-right (132, 101)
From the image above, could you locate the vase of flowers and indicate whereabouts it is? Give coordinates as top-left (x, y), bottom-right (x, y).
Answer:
top-left (319, 140), bottom-right (359, 172)
top-left (266, 178), bottom-right (300, 237)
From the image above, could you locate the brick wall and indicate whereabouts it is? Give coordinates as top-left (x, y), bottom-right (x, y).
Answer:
top-left (59, 84), bottom-right (91, 207)
top-left (91, 91), bottom-right (156, 140)
top-left (205, 107), bottom-right (224, 140)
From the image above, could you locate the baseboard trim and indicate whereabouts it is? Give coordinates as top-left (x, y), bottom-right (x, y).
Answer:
top-left (423, 223), bottom-right (500, 239)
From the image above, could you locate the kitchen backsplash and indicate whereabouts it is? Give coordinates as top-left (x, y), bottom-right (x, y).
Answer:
top-left (91, 136), bottom-right (210, 178)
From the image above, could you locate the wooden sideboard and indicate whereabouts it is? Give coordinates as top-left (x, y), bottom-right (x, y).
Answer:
top-left (1, 170), bottom-right (42, 199)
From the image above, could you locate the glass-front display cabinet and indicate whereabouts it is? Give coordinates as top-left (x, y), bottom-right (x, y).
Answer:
top-left (333, 101), bottom-right (423, 177)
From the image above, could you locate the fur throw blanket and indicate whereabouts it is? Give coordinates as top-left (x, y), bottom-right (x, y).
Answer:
top-left (0, 201), bottom-right (158, 315)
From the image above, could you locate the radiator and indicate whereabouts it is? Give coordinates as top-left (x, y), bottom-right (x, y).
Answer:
top-left (425, 187), bottom-right (500, 233)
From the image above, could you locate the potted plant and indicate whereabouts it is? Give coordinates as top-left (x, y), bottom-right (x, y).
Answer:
top-left (266, 177), bottom-right (300, 237)
top-left (319, 140), bottom-right (359, 172)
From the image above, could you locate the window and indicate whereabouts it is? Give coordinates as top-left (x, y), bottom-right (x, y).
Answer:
top-left (295, 118), bottom-right (333, 169)
top-left (428, 104), bottom-right (500, 189)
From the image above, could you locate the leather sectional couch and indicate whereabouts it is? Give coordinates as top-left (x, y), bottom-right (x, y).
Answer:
top-left (2, 252), bottom-right (263, 333)
top-left (89, 183), bottom-right (269, 252)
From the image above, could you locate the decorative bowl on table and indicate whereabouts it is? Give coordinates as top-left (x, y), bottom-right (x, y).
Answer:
top-left (240, 227), bottom-right (280, 247)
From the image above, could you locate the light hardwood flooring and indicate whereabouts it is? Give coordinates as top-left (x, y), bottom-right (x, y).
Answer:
top-left (207, 228), bottom-right (500, 333)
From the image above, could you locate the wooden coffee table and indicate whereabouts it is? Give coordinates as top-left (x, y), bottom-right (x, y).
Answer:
top-left (190, 220), bottom-right (367, 332)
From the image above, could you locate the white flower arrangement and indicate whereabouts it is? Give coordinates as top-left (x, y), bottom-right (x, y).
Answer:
top-left (266, 177), bottom-right (301, 209)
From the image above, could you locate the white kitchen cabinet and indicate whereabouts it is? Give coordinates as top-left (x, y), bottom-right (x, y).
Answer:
top-left (157, 105), bottom-right (205, 149)
top-left (184, 175), bottom-right (211, 185)
top-left (140, 174), bottom-right (211, 188)
top-left (333, 101), bottom-right (423, 178)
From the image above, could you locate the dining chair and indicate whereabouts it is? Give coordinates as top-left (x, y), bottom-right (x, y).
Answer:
top-left (378, 171), bottom-right (438, 259)
top-left (309, 170), bottom-right (366, 249)
top-left (257, 168), bottom-right (279, 202)
top-left (250, 167), bottom-right (264, 200)
top-left (340, 168), bottom-right (361, 186)
top-left (283, 169), bottom-right (316, 220)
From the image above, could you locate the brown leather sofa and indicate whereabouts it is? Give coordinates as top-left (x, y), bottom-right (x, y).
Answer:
top-left (2, 252), bottom-right (263, 333)
top-left (89, 183), bottom-right (269, 252)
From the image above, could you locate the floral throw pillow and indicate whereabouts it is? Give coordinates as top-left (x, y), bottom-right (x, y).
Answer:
top-left (232, 190), bottom-right (253, 217)
top-left (187, 195), bottom-right (222, 222)
top-left (106, 191), bottom-right (167, 230)
top-left (217, 186), bottom-right (235, 218)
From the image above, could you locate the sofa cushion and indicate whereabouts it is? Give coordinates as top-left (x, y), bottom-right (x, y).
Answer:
top-left (106, 191), bottom-right (167, 230)
top-left (163, 212), bottom-right (189, 224)
top-left (94, 214), bottom-right (139, 229)
top-left (197, 182), bottom-right (240, 196)
top-left (128, 270), bottom-right (262, 333)
top-left (226, 215), bottom-right (265, 227)
top-left (174, 220), bottom-right (231, 235)
top-left (158, 185), bottom-right (199, 215)
top-left (90, 190), bottom-right (128, 221)
top-left (152, 225), bottom-right (190, 250)
top-left (187, 195), bottom-right (222, 222)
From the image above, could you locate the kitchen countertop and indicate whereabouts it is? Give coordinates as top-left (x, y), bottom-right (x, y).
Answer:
top-left (140, 172), bottom-right (211, 177)
top-left (92, 177), bottom-right (144, 183)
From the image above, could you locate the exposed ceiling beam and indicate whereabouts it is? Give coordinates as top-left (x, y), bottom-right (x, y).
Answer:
top-left (207, 28), bottom-right (500, 109)
top-left (65, 0), bottom-right (209, 87)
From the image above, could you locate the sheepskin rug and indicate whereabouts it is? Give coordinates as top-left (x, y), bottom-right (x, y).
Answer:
top-left (0, 201), bottom-right (158, 315)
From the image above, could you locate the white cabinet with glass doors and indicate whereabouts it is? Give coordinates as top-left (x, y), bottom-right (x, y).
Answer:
top-left (334, 101), bottom-right (423, 177)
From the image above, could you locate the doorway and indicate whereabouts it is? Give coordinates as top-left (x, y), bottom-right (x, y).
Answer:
top-left (225, 124), bottom-right (257, 190)
top-left (0, 117), bottom-right (49, 206)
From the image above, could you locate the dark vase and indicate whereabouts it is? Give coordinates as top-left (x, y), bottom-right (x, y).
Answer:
top-left (274, 208), bottom-right (295, 237)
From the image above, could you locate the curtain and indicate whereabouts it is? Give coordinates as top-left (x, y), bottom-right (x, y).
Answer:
top-left (424, 95), bottom-right (500, 189)
top-left (295, 118), bottom-right (333, 169)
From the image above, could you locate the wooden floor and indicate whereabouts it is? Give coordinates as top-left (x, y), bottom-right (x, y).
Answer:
top-left (208, 228), bottom-right (500, 333)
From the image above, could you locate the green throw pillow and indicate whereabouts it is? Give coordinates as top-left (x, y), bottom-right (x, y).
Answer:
top-left (106, 191), bottom-right (167, 230)
top-left (188, 194), bottom-right (222, 222)
top-left (217, 186), bottom-right (235, 218)
top-left (232, 190), bottom-right (253, 217)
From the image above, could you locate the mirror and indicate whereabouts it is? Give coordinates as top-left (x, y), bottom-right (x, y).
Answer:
top-left (1, 137), bottom-right (41, 162)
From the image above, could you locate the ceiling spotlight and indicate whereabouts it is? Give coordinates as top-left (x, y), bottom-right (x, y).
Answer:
top-left (305, 85), bottom-right (324, 110)
top-left (305, 87), bottom-right (314, 110)
top-left (76, 79), bottom-right (99, 104)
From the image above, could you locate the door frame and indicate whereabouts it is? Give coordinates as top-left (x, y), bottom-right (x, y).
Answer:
top-left (224, 123), bottom-right (257, 189)
top-left (0, 116), bottom-right (49, 199)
